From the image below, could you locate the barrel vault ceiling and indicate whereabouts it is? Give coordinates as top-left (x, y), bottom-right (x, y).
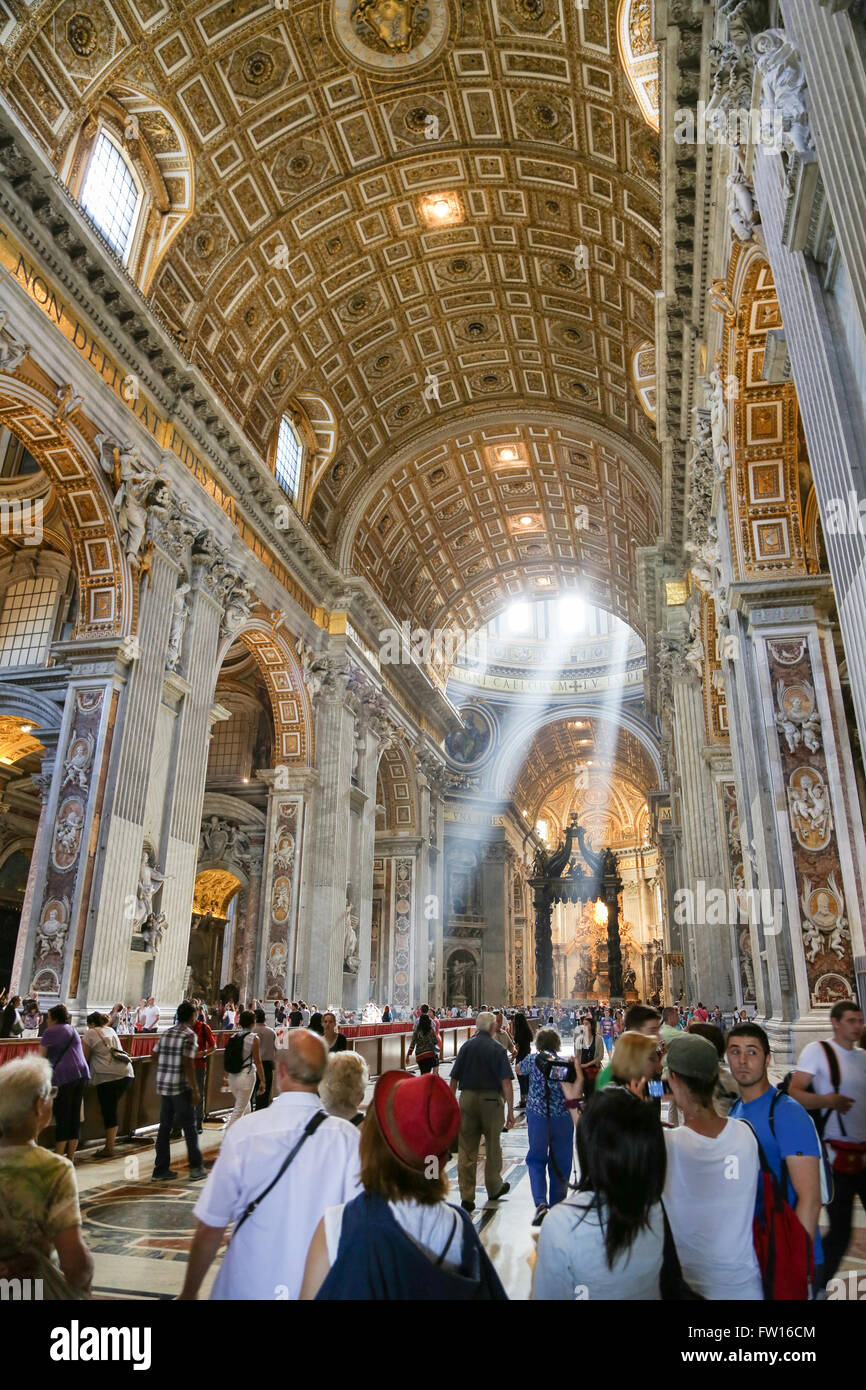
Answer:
top-left (1, 0), bottom-right (661, 630)
top-left (511, 718), bottom-right (656, 845)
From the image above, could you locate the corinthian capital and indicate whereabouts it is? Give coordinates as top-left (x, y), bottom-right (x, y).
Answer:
top-left (305, 653), bottom-right (352, 706)
top-left (415, 743), bottom-right (449, 794)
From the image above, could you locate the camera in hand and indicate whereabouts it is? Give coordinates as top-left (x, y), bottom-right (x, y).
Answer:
top-left (536, 1054), bottom-right (577, 1085)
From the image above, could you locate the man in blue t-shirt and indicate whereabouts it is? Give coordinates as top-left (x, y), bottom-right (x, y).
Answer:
top-left (727, 1022), bottom-right (824, 1280)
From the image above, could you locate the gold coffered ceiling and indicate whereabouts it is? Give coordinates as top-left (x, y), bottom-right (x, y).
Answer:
top-left (512, 717), bottom-right (655, 845)
top-left (2, 0), bottom-right (661, 623)
top-left (348, 420), bottom-right (660, 631)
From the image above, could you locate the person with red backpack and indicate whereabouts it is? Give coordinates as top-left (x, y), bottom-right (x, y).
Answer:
top-left (789, 1001), bottom-right (866, 1290)
top-left (662, 1033), bottom-right (763, 1300)
top-left (727, 1023), bottom-right (822, 1298)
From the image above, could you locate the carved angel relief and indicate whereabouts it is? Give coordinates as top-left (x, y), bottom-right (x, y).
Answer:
top-left (775, 680), bottom-right (821, 754)
top-left (787, 767), bottom-right (833, 851)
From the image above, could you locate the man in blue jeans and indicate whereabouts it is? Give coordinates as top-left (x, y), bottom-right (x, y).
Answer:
top-left (518, 1027), bottom-right (575, 1229)
top-left (152, 1000), bottom-right (208, 1182)
top-left (727, 1022), bottom-right (823, 1291)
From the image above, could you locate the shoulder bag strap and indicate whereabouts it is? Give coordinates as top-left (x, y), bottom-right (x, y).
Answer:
top-left (820, 1040), bottom-right (846, 1137)
top-left (231, 1110), bottom-right (328, 1240)
top-left (767, 1089), bottom-right (791, 1195)
top-left (50, 1030), bottom-right (76, 1073)
top-left (433, 1211), bottom-right (460, 1268)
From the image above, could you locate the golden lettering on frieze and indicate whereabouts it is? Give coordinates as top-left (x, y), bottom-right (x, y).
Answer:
top-left (444, 809), bottom-right (505, 826)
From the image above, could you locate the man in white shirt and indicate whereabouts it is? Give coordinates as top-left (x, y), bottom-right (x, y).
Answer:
top-left (300, 1001), bottom-right (311, 1028)
top-left (142, 997), bottom-right (160, 1032)
top-left (180, 1029), bottom-right (361, 1300)
top-left (663, 1033), bottom-right (763, 1300)
top-left (790, 1000), bottom-right (866, 1287)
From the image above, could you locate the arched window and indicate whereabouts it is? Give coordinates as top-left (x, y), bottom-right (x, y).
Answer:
top-left (274, 415), bottom-right (304, 501)
top-left (0, 576), bottom-right (59, 668)
top-left (79, 131), bottom-right (142, 265)
top-left (62, 94), bottom-right (194, 291)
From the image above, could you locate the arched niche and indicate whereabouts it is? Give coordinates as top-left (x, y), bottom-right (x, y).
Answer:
top-left (0, 372), bottom-right (127, 637)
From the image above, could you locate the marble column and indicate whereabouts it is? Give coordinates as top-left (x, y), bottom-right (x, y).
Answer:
top-left (301, 656), bottom-right (358, 1007)
top-left (9, 761), bottom-right (53, 994)
top-left (233, 844), bottom-right (264, 1002)
top-left (84, 537), bottom-right (182, 1008)
top-left (725, 580), bottom-right (866, 1058)
top-left (15, 649), bottom-right (122, 1015)
top-left (750, 34), bottom-right (866, 750)
top-left (151, 578), bottom-right (226, 1005)
top-left (254, 767), bottom-right (314, 1004)
top-left (415, 749), bottom-right (447, 1008)
top-left (668, 656), bottom-right (735, 1007)
top-left (348, 698), bottom-right (391, 1013)
top-left (481, 841), bottom-right (512, 1005)
top-left (651, 791), bottom-right (687, 1005)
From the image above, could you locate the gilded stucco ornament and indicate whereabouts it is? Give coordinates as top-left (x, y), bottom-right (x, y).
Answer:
top-left (331, 0), bottom-right (450, 72)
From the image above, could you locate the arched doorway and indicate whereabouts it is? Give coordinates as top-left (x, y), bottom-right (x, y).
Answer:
top-left (445, 947), bottom-right (479, 1010)
top-left (188, 868), bottom-right (242, 1002)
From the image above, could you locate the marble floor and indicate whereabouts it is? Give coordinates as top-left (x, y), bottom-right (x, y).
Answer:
top-left (73, 1050), bottom-right (864, 1302)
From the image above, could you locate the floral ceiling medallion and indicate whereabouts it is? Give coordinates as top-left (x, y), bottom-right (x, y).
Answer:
top-left (332, 0), bottom-right (451, 72)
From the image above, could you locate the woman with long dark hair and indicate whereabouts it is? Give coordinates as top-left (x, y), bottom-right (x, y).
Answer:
top-left (532, 1089), bottom-right (667, 1299)
top-left (512, 1013), bottom-right (533, 1110)
top-left (405, 1013), bottom-right (439, 1075)
top-left (578, 1015), bottom-right (605, 1094)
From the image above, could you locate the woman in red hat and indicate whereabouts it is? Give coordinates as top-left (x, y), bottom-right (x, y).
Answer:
top-left (300, 1070), bottom-right (507, 1300)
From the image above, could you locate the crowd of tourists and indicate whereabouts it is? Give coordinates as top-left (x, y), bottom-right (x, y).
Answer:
top-left (0, 989), bottom-right (863, 1300)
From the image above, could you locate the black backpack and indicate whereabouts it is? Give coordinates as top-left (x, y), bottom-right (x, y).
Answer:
top-left (224, 1030), bottom-right (250, 1075)
top-left (777, 1041), bottom-right (841, 1138)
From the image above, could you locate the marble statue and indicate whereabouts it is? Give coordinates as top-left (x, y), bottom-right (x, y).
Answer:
top-left (199, 815), bottom-right (229, 862)
top-left (752, 29), bottom-right (814, 156)
top-left (226, 824), bottom-right (252, 864)
top-left (221, 577), bottom-right (254, 638)
top-left (728, 169), bottom-right (757, 242)
top-left (708, 364), bottom-right (732, 475)
top-left (685, 604), bottom-right (706, 679)
top-left (344, 894), bottom-right (360, 973)
top-left (166, 580), bottom-right (191, 672)
top-left (448, 956), bottom-right (473, 997)
top-left (141, 911), bottom-right (168, 954)
top-left (0, 310), bottom-right (30, 372)
top-left (132, 849), bottom-right (170, 933)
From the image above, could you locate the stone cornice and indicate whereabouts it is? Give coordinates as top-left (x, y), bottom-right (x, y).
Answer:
top-left (0, 107), bottom-right (335, 600)
top-left (729, 575), bottom-right (835, 623)
top-left (656, 1), bottom-right (710, 551)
